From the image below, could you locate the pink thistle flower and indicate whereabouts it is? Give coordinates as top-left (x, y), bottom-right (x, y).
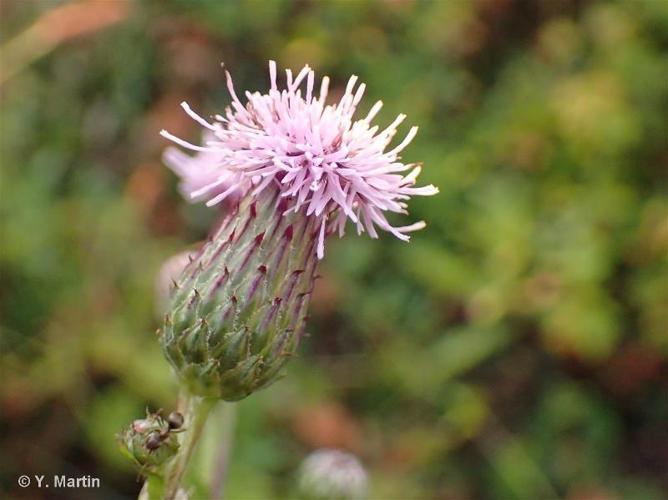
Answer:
top-left (158, 62), bottom-right (437, 400)
top-left (161, 61), bottom-right (438, 259)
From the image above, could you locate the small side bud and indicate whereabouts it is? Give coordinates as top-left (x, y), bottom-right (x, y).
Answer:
top-left (116, 410), bottom-right (180, 475)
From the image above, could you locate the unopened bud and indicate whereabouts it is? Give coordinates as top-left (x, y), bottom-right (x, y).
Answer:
top-left (117, 411), bottom-right (180, 473)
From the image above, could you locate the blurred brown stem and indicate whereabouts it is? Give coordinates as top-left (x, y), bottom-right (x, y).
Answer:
top-left (0, 0), bottom-right (128, 86)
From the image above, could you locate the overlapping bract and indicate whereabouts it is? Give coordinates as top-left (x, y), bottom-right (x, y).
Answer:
top-left (160, 189), bottom-right (318, 400)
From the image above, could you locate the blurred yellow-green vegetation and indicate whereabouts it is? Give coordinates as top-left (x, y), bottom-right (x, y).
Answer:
top-left (1, 0), bottom-right (667, 499)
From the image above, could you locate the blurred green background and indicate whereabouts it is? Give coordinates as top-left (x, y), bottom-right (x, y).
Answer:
top-left (1, 0), bottom-right (667, 499)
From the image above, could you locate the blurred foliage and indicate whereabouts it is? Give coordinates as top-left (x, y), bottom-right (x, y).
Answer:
top-left (1, 0), bottom-right (667, 499)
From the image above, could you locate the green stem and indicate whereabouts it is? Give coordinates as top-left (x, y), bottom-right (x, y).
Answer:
top-left (209, 402), bottom-right (237, 499)
top-left (163, 393), bottom-right (216, 500)
top-left (139, 474), bottom-right (165, 500)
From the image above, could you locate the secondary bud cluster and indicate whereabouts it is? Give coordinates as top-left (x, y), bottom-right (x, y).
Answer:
top-left (117, 410), bottom-right (184, 474)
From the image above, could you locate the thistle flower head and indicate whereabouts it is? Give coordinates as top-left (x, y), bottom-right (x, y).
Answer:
top-left (162, 61), bottom-right (438, 258)
top-left (159, 62), bottom-right (436, 401)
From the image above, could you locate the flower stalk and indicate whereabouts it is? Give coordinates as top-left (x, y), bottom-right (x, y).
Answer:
top-left (163, 394), bottom-right (217, 500)
top-left (209, 402), bottom-right (237, 499)
top-left (138, 475), bottom-right (165, 500)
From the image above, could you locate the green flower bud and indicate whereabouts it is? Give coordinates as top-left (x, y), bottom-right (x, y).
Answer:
top-left (117, 411), bottom-right (180, 473)
top-left (160, 188), bottom-right (319, 401)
